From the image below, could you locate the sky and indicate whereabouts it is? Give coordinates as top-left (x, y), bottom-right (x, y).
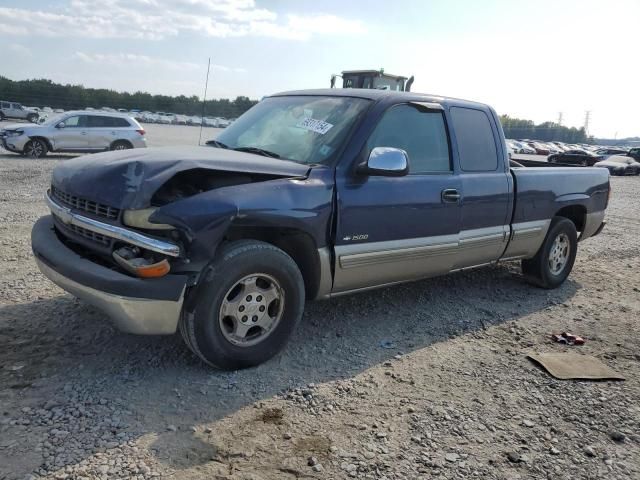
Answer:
top-left (1, 0), bottom-right (638, 138)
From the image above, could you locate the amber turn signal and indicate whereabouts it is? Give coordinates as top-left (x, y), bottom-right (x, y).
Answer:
top-left (135, 259), bottom-right (171, 278)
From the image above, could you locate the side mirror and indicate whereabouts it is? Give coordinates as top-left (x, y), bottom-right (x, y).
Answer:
top-left (56, 122), bottom-right (66, 129)
top-left (360, 147), bottom-right (409, 177)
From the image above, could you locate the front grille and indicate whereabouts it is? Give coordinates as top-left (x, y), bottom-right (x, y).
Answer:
top-left (64, 222), bottom-right (110, 246)
top-left (51, 185), bottom-right (120, 220)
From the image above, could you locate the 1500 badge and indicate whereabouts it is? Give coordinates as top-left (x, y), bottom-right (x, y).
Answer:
top-left (343, 234), bottom-right (369, 241)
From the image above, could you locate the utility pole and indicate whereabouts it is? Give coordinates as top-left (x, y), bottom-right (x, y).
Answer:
top-left (557, 112), bottom-right (563, 126)
top-left (584, 111), bottom-right (591, 136)
top-left (198, 57), bottom-right (211, 146)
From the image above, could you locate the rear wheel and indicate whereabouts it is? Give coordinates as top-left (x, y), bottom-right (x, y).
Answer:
top-left (110, 140), bottom-right (132, 151)
top-left (23, 139), bottom-right (48, 158)
top-left (522, 217), bottom-right (577, 289)
top-left (27, 113), bottom-right (39, 123)
top-left (180, 240), bottom-right (305, 370)
top-left (0, 111), bottom-right (5, 121)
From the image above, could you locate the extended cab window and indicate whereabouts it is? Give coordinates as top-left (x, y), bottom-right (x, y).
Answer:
top-left (450, 107), bottom-right (499, 171)
top-left (367, 104), bottom-right (451, 173)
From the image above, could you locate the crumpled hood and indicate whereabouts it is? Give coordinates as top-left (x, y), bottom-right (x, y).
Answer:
top-left (51, 146), bottom-right (311, 210)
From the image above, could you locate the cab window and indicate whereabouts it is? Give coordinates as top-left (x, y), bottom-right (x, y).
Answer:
top-left (366, 104), bottom-right (451, 173)
top-left (450, 107), bottom-right (499, 172)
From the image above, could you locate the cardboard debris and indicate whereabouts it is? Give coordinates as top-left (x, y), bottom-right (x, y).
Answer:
top-left (527, 352), bottom-right (625, 380)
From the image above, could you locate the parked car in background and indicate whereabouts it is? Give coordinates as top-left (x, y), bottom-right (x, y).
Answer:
top-left (548, 149), bottom-right (601, 166)
top-left (0, 111), bottom-right (146, 158)
top-left (595, 148), bottom-right (628, 158)
top-left (628, 147), bottom-right (640, 162)
top-left (512, 140), bottom-right (535, 154)
top-left (527, 142), bottom-right (551, 155)
top-left (173, 115), bottom-right (188, 125)
top-left (594, 155), bottom-right (640, 175)
top-left (0, 101), bottom-right (40, 123)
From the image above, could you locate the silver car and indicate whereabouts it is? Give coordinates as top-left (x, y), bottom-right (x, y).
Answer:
top-left (0, 101), bottom-right (39, 123)
top-left (0, 111), bottom-right (146, 158)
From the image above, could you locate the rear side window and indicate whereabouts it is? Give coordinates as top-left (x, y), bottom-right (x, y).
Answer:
top-left (450, 107), bottom-right (499, 172)
top-left (11, 103), bottom-right (21, 109)
top-left (88, 116), bottom-right (129, 127)
top-left (367, 104), bottom-right (451, 173)
top-left (1, 102), bottom-right (10, 108)
top-left (110, 117), bottom-right (131, 127)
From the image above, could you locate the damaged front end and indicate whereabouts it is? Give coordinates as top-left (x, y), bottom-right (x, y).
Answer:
top-left (32, 146), bottom-right (330, 334)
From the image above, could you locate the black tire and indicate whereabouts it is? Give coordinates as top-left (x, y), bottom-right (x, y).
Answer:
top-left (110, 140), bottom-right (132, 151)
top-left (180, 240), bottom-right (305, 370)
top-left (23, 139), bottom-right (48, 158)
top-left (0, 111), bottom-right (5, 121)
top-left (27, 113), bottom-right (39, 123)
top-left (522, 217), bottom-right (577, 289)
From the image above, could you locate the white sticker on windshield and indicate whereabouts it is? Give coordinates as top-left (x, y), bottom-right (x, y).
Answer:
top-left (296, 117), bottom-right (334, 135)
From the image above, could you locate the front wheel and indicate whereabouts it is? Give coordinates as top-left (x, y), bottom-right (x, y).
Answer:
top-left (522, 217), bottom-right (577, 289)
top-left (23, 139), bottom-right (48, 158)
top-left (180, 240), bottom-right (305, 370)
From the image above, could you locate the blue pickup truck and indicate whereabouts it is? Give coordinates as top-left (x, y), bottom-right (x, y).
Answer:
top-left (31, 89), bottom-right (609, 369)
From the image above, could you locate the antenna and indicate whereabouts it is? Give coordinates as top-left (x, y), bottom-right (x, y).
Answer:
top-left (198, 57), bottom-right (211, 146)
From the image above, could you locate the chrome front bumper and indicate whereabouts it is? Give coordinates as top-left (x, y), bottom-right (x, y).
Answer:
top-left (45, 191), bottom-right (181, 257)
top-left (32, 216), bottom-right (188, 335)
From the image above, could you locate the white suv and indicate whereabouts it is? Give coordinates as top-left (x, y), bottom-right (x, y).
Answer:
top-left (0, 101), bottom-right (39, 123)
top-left (0, 111), bottom-right (147, 158)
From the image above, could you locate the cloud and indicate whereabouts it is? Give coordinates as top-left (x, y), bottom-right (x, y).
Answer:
top-left (0, 1), bottom-right (366, 41)
top-left (7, 43), bottom-right (32, 57)
top-left (73, 52), bottom-right (245, 73)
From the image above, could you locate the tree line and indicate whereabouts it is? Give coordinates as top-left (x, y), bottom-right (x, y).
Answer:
top-left (499, 115), bottom-right (590, 143)
top-left (0, 77), bottom-right (258, 118)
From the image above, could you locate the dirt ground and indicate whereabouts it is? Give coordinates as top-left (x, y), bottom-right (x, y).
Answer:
top-left (0, 125), bottom-right (639, 480)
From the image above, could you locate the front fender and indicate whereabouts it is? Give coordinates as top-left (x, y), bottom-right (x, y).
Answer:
top-left (152, 167), bottom-right (334, 264)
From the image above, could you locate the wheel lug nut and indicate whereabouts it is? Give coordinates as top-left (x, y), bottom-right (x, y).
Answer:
top-left (242, 315), bottom-right (248, 322)
top-left (256, 295), bottom-right (262, 301)
top-left (252, 316), bottom-right (258, 322)
top-left (246, 295), bottom-right (252, 301)
top-left (239, 306), bottom-right (245, 312)
top-left (259, 306), bottom-right (265, 312)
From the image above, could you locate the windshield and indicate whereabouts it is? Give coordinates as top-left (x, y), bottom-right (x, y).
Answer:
top-left (212, 96), bottom-right (370, 165)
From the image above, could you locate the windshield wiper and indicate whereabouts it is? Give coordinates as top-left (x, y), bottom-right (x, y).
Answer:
top-left (233, 146), bottom-right (281, 159)
top-left (205, 140), bottom-right (229, 149)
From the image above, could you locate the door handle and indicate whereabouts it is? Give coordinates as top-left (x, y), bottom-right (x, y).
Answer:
top-left (441, 189), bottom-right (461, 203)
top-left (81, 131), bottom-right (88, 135)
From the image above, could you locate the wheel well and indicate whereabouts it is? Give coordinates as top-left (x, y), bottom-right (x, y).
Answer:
top-left (554, 205), bottom-right (586, 232)
top-left (111, 139), bottom-right (133, 148)
top-left (222, 225), bottom-right (321, 299)
top-left (27, 136), bottom-right (52, 151)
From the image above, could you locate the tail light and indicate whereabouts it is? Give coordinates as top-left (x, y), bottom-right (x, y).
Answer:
top-left (136, 129), bottom-right (145, 135)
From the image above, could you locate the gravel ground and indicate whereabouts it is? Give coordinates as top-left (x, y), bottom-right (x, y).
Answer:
top-left (0, 125), bottom-right (639, 480)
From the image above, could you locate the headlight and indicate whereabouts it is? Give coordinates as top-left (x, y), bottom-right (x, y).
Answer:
top-left (5, 130), bottom-right (23, 137)
top-left (122, 208), bottom-right (175, 230)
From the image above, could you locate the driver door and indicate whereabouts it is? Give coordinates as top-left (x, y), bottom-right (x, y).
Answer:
top-left (333, 103), bottom-right (462, 293)
top-left (54, 115), bottom-right (89, 150)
